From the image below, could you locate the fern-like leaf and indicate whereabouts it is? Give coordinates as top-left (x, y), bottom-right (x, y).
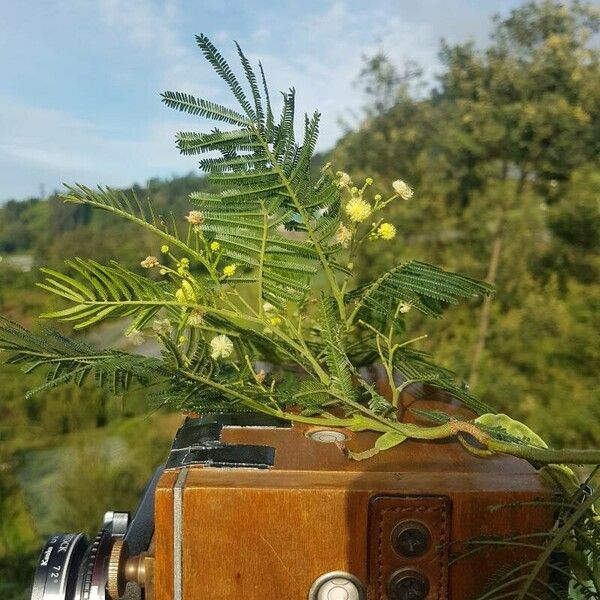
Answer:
top-left (0, 317), bottom-right (165, 396)
top-left (319, 294), bottom-right (356, 402)
top-left (38, 259), bottom-right (180, 330)
top-left (349, 260), bottom-right (495, 324)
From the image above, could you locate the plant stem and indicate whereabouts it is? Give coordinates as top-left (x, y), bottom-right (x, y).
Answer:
top-left (255, 130), bottom-right (346, 319)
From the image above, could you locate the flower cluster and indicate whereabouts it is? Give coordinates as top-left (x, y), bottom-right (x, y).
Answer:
top-left (333, 174), bottom-right (413, 250)
top-left (129, 172), bottom-right (411, 364)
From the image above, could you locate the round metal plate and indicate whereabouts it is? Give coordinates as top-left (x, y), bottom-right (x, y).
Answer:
top-left (306, 429), bottom-right (349, 443)
top-left (308, 571), bottom-right (366, 600)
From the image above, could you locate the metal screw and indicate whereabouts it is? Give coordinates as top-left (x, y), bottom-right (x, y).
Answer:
top-left (387, 570), bottom-right (429, 600)
top-left (391, 521), bottom-right (431, 557)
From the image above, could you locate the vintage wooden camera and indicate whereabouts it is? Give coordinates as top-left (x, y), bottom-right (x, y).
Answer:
top-left (30, 394), bottom-right (554, 600)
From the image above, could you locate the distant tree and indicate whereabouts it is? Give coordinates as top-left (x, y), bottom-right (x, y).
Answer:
top-left (435, 0), bottom-right (600, 386)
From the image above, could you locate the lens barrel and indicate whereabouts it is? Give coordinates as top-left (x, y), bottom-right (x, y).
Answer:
top-left (31, 533), bottom-right (89, 600)
top-left (30, 512), bottom-right (129, 600)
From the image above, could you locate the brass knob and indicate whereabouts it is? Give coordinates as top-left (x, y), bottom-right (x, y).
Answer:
top-left (107, 538), bottom-right (129, 599)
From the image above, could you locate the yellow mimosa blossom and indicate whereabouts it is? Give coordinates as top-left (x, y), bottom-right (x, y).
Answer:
top-left (269, 316), bottom-right (282, 326)
top-left (210, 241), bottom-right (221, 252)
top-left (345, 197), bottom-right (372, 223)
top-left (222, 264), bottom-right (237, 277)
top-left (210, 334), bottom-right (234, 359)
top-left (152, 318), bottom-right (171, 336)
top-left (377, 223), bottom-right (397, 240)
top-left (160, 245), bottom-right (170, 254)
top-left (392, 179), bottom-right (414, 200)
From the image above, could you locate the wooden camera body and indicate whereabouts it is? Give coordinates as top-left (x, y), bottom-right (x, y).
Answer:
top-left (140, 407), bottom-right (553, 600)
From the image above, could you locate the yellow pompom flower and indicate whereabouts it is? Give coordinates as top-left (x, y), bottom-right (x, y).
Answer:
top-left (377, 223), bottom-right (397, 240)
top-left (269, 316), bottom-right (282, 326)
top-left (160, 244), bottom-right (170, 254)
top-left (210, 241), bottom-right (221, 252)
top-left (223, 264), bottom-right (237, 277)
top-left (187, 310), bottom-right (205, 327)
top-left (345, 197), bottom-right (372, 223)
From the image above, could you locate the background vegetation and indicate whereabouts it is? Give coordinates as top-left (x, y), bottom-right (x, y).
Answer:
top-left (0, 1), bottom-right (598, 596)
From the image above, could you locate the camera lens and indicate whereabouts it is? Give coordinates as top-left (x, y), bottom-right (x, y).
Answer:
top-left (31, 533), bottom-right (89, 600)
top-left (30, 513), bottom-right (129, 600)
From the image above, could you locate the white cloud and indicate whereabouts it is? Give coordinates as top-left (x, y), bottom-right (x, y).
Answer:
top-left (0, 94), bottom-right (197, 199)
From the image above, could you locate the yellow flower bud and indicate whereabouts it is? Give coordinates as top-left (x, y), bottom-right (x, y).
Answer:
top-left (210, 241), bottom-right (221, 252)
top-left (160, 245), bottom-right (170, 254)
top-left (222, 264), bottom-right (237, 277)
top-left (377, 223), bottom-right (397, 240)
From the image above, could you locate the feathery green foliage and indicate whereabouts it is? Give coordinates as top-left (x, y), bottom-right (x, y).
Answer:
top-left (2, 34), bottom-right (598, 466)
top-left (1, 28), bottom-right (599, 599)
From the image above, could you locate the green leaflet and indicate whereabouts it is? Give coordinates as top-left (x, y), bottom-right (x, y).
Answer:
top-left (348, 260), bottom-right (495, 323)
top-left (0, 317), bottom-right (165, 396)
top-left (376, 431), bottom-right (408, 450)
top-left (319, 294), bottom-right (356, 402)
top-left (347, 431), bottom-right (407, 461)
top-left (38, 259), bottom-right (179, 330)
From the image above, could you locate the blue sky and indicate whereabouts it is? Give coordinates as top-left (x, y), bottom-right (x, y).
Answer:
top-left (0, 0), bottom-right (523, 201)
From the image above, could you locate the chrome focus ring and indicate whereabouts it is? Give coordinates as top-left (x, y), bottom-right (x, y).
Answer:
top-left (30, 512), bottom-right (129, 600)
top-left (31, 533), bottom-right (90, 600)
